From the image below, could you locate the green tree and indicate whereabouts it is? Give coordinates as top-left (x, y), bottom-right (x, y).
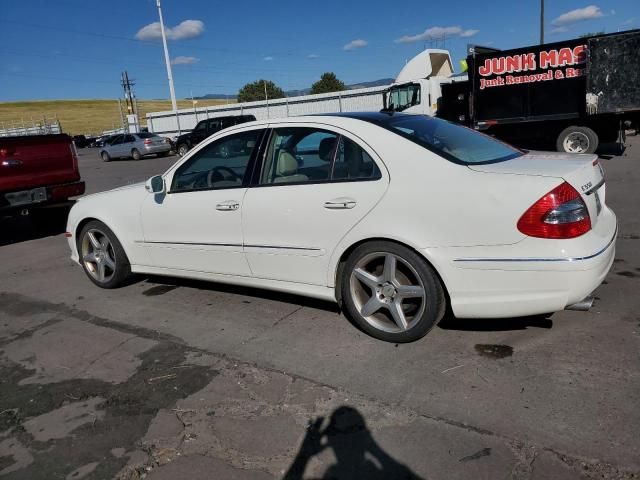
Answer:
top-left (237, 79), bottom-right (285, 102)
top-left (310, 72), bottom-right (346, 95)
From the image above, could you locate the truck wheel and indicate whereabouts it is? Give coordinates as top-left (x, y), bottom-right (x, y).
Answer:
top-left (131, 149), bottom-right (142, 160)
top-left (101, 151), bottom-right (111, 162)
top-left (557, 126), bottom-right (599, 154)
top-left (177, 144), bottom-right (189, 157)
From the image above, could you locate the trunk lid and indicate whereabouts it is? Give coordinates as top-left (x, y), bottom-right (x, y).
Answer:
top-left (469, 151), bottom-right (606, 226)
top-left (0, 134), bottom-right (80, 193)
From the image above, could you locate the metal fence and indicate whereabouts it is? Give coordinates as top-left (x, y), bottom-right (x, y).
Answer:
top-left (0, 119), bottom-right (63, 137)
top-left (146, 85), bottom-right (388, 136)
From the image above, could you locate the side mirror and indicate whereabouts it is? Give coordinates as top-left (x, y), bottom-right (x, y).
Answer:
top-left (145, 175), bottom-right (165, 194)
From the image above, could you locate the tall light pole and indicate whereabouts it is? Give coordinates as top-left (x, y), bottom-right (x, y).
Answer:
top-left (156, 0), bottom-right (181, 134)
top-left (540, 0), bottom-right (545, 44)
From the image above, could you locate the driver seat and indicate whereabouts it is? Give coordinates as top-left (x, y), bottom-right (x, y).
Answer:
top-left (273, 151), bottom-right (308, 183)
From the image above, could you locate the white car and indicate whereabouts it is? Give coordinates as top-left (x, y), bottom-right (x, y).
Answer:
top-left (66, 113), bottom-right (616, 342)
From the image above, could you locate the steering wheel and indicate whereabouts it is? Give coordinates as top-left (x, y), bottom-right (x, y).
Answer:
top-left (206, 166), bottom-right (241, 187)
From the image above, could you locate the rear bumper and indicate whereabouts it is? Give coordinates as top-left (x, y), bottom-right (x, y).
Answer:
top-left (1, 181), bottom-right (85, 212)
top-left (142, 144), bottom-right (171, 155)
top-left (431, 214), bottom-right (617, 319)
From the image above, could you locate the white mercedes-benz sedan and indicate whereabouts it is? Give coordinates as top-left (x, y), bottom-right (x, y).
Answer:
top-left (66, 113), bottom-right (616, 342)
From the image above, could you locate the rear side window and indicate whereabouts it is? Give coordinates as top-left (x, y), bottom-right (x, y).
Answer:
top-left (377, 115), bottom-right (522, 165)
top-left (332, 136), bottom-right (381, 181)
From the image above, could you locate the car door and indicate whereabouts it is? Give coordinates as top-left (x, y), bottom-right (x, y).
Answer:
top-left (242, 124), bottom-right (389, 286)
top-left (140, 127), bottom-right (265, 275)
top-left (190, 121), bottom-right (209, 145)
top-left (122, 134), bottom-right (136, 157)
top-left (108, 135), bottom-right (124, 158)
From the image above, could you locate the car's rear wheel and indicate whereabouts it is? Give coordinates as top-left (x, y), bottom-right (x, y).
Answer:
top-left (341, 241), bottom-right (446, 342)
top-left (177, 144), bottom-right (189, 157)
top-left (131, 149), bottom-right (142, 160)
top-left (101, 151), bottom-right (111, 162)
top-left (78, 220), bottom-right (131, 289)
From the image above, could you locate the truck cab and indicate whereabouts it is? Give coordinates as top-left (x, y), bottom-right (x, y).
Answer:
top-left (384, 49), bottom-right (464, 117)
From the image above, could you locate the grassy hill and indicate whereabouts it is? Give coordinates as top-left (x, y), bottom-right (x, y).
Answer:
top-left (0, 99), bottom-right (233, 136)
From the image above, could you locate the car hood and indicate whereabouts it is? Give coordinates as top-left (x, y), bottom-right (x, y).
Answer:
top-left (77, 181), bottom-right (146, 202)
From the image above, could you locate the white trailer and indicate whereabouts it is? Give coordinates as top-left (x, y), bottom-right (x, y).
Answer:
top-left (146, 85), bottom-right (388, 138)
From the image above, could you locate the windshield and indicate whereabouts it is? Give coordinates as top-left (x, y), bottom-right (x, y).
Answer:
top-left (387, 84), bottom-right (421, 112)
top-left (377, 115), bottom-right (523, 165)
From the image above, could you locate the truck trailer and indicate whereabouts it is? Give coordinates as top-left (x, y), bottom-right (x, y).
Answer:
top-left (391, 29), bottom-right (640, 153)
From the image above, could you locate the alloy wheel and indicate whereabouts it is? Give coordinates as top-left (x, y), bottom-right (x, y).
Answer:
top-left (81, 229), bottom-right (117, 284)
top-left (349, 252), bottom-right (426, 333)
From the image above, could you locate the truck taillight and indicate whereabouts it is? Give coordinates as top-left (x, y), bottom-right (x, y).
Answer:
top-left (517, 182), bottom-right (591, 239)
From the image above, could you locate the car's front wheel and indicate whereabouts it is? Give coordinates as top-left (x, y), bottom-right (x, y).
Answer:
top-left (341, 241), bottom-right (446, 342)
top-left (101, 151), bottom-right (111, 162)
top-left (78, 220), bottom-right (132, 288)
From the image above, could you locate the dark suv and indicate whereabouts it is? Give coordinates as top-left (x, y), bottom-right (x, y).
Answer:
top-left (175, 115), bottom-right (256, 157)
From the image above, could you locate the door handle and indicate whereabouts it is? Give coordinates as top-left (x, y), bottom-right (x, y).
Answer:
top-left (216, 200), bottom-right (240, 211)
top-left (324, 197), bottom-right (357, 210)
top-left (1, 158), bottom-right (22, 168)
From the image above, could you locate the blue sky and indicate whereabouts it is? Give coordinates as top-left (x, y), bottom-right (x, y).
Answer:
top-left (0, 0), bottom-right (637, 100)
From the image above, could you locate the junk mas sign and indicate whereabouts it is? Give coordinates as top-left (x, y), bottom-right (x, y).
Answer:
top-left (478, 45), bottom-right (587, 90)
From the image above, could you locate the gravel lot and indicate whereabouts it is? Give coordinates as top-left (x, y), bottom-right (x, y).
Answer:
top-left (0, 138), bottom-right (639, 480)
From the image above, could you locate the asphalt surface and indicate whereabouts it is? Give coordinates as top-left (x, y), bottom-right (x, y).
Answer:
top-left (0, 140), bottom-right (639, 480)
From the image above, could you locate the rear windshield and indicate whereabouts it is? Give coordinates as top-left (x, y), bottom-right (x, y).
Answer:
top-left (136, 132), bottom-right (156, 139)
top-left (377, 115), bottom-right (522, 165)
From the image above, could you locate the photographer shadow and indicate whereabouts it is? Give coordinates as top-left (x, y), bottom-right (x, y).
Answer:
top-left (283, 406), bottom-right (423, 480)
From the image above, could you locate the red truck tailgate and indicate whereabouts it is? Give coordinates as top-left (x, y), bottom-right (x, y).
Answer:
top-left (0, 134), bottom-right (81, 193)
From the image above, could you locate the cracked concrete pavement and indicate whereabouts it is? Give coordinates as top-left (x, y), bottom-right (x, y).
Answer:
top-left (0, 140), bottom-right (639, 479)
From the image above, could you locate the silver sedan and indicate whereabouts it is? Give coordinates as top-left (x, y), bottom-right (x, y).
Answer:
top-left (100, 133), bottom-right (171, 161)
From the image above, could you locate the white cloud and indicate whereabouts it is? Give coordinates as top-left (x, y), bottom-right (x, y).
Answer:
top-left (135, 19), bottom-right (205, 41)
top-left (621, 17), bottom-right (636, 25)
top-left (171, 56), bottom-right (199, 65)
top-left (263, 56), bottom-right (273, 61)
top-left (307, 54), bottom-right (319, 59)
top-left (460, 29), bottom-right (480, 38)
top-left (343, 39), bottom-right (368, 50)
top-left (551, 26), bottom-right (569, 34)
top-left (552, 5), bottom-right (604, 26)
top-left (395, 26), bottom-right (479, 43)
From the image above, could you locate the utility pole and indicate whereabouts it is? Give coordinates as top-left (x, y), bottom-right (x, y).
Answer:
top-left (263, 80), bottom-right (270, 119)
top-left (156, 0), bottom-right (181, 134)
top-left (121, 71), bottom-right (136, 115)
top-left (540, 0), bottom-right (545, 44)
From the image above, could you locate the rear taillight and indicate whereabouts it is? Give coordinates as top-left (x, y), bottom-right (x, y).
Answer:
top-left (143, 139), bottom-right (153, 145)
top-left (517, 182), bottom-right (591, 239)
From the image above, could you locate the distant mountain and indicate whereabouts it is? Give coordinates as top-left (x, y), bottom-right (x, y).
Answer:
top-left (194, 78), bottom-right (395, 100)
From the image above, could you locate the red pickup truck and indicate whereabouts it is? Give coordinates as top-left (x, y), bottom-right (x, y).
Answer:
top-left (0, 134), bottom-right (85, 216)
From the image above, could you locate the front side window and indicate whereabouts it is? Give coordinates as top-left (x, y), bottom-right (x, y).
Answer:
top-left (375, 115), bottom-right (523, 165)
top-left (171, 129), bottom-right (263, 192)
top-left (193, 122), bottom-right (207, 133)
top-left (260, 128), bottom-right (338, 185)
top-left (387, 83), bottom-right (421, 112)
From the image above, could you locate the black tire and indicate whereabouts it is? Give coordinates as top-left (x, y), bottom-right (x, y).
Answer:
top-left (556, 126), bottom-right (599, 154)
top-left (131, 149), bottom-right (142, 160)
top-left (77, 220), bottom-right (132, 289)
top-left (341, 241), bottom-right (446, 343)
top-left (177, 144), bottom-right (189, 157)
top-left (101, 151), bottom-right (111, 162)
